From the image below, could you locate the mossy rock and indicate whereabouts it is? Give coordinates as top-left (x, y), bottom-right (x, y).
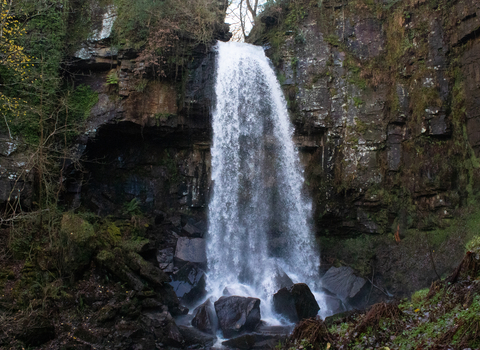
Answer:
top-left (61, 213), bottom-right (96, 276)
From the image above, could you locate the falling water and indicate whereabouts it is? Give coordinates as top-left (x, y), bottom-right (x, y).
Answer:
top-left (207, 41), bottom-right (324, 322)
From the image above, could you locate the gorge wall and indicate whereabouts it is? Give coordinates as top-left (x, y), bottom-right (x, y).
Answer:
top-left (46, 0), bottom-right (480, 300)
top-left (2, 3), bottom-right (480, 344)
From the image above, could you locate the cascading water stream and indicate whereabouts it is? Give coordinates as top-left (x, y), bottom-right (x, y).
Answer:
top-left (207, 41), bottom-right (326, 323)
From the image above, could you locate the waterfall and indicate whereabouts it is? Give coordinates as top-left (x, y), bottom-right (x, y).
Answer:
top-left (207, 41), bottom-right (324, 322)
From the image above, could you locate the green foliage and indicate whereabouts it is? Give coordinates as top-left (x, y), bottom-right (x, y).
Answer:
top-left (352, 96), bottom-right (364, 108)
top-left (123, 198), bottom-right (141, 216)
top-left (68, 84), bottom-right (99, 121)
top-left (106, 71), bottom-right (119, 85)
top-left (112, 0), bottom-right (222, 48)
top-left (135, 78), bottom-right (148, 92)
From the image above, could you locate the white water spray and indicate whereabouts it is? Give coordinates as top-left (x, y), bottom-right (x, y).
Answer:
top-left (207, 41), bottom-right (325, 322)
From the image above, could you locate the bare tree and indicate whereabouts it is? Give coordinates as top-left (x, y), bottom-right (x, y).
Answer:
top-left (226, 0), bottom-right (263, 41)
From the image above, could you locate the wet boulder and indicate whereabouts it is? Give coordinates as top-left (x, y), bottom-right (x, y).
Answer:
top-left (321, 266), bottom-right (368, 308)
top-left (192, 299), bottom-right (217, 334)
top-left (273, 283), bottom-right (320, 323)
top-left (169, 263), bottom-right (207, 307)
top-left (214, 296), bottom-right (261, 338)
top-left (222, 326), bottom-right (291, 350)
top-left (222, 334), bottom-right (256, 349)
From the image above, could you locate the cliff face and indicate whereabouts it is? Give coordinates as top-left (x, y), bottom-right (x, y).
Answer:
top-left (247, 0), bottom-right (480, 236)
top-left (59, 2), bottom-right (230, 224)
top-left (244, 0), bottom-right (480, 297)
top-left (2, 0), bottom-right (479, 323)
top-left (69, 0), bottom-right (480, 297)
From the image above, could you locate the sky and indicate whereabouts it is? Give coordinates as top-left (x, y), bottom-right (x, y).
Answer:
top-left (225, 0), bottom-right (267, 41)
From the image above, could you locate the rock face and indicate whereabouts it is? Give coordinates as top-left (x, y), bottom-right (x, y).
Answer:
top-left (273, 283), bottom-right (320, 323)
top-left (321, 267), bottom-right (368, 308)
top-left (247, 0), bottom-right (480, 240)
top-left (214, 296), bottom-right (261, 338)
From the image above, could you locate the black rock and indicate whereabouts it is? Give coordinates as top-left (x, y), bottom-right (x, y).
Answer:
top-left (272, 265), bottom-right (294, 291)
top-left (141, 311), bottom-right (184, 348)
top-left (214, 296), bottom-right (261, 338)
top-left (157, 247), bottom-right (174, 272)
top-left (273, 283), bottom-right (320, 323)
top-left (222, 331), bottom-right (290, 350)
top-left (192, 299), bottom-right (217, 334)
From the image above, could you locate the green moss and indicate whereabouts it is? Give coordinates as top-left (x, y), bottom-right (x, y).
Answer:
top-left (120, 238), bottom-right (149, 253)
top-left (96, 249), bottom-right (115, 262)
top-left (107, 222), bottom-right (122, 244)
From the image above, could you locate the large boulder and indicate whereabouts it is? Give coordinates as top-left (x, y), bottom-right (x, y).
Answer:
top-left (61, 213), bottom-right (96, 276)
top-left (174, 237), bottom-right (207, 266)
top-left (214, 296), bottom-right (261, 338)
top-left (320, 266), bottom-right (368, 307)
top-left (222, 326), bottom-right (291, 350)
top-left (273, 283), bottom-right (319, 323)
top-left (192, 299), bottom-right (217, 335)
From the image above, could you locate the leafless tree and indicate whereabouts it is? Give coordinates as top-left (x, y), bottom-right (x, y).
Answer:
top-left (227, 0), bottom-right (263, 41)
